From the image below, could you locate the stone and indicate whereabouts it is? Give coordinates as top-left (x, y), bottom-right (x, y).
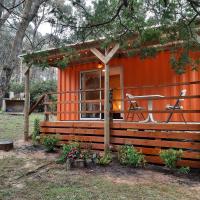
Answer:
top-left (0, 139), bottom-right (13, 151)
top-left (74, 159), bottom-right (85, 168)
top-left (66, 159), bottom-right (73, 170)
top-left (84, 159), bottom-right (93, 167)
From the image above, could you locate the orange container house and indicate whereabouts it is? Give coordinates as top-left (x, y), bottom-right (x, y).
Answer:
top-left (21, 39), bottom-right (200, 168)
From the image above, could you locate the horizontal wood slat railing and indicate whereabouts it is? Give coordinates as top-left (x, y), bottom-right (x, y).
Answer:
top-left (40, 121), bottom-right (200, 168)
top-left (112, 95), bottom-right (200, 101)
top-left (42, 80), bottom-right (200, 123)
top-left (44, 110), bottom-right (200, 115)
top-left (113, 80), bottom-right (200, 90)
top-left (43, 95), bottom-right (200, 105)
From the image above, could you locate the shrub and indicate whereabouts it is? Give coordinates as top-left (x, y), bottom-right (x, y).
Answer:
top-left (30, 80), bottom-right (57, 112)
top-left (43, 135), bottom-right (59, 152)
top-left (10, 82), bottom-right (24, 94)
top-left (160, 149), bottom-right (183, 169)
top-left (10, 80), bottom-right (57, 112)
top-left (118, 145), bottom-right (146, 167)
top-left (96, 151), bottom-right (112, 166)
top-left (32, 118), bottom-right (40, 146)
top-left (67, 147), bottom-right (81, 160)
top-left (178, 166), bottom-right (190, 175)
top-left (58, 142), bottom-right (81, 163)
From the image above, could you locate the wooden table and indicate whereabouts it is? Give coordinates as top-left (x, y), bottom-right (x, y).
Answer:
top-left (133, 95), bottom-right (164, 123)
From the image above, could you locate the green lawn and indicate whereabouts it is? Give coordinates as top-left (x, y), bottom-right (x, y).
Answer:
top-left (0, 113), bottom-right (199, 200)
top-left (0, 113), bottom-right (43, 140)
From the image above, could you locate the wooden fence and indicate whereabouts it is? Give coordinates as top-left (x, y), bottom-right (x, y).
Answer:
top-left (40, 121), bottom-right (200, 168)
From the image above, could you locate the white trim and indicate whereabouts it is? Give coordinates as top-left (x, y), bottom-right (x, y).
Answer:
top-left (79, 69), bottom-right (102, 120)
top-left (18, 38), bottom-right (106, 58)
top-left (110, 65), bottom-right (124, 120)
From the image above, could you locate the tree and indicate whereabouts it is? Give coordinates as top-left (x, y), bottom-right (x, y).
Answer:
top-left (0, 0), bottom-right (18, 28)
top-left (0, 0), bottom-right (48, 103)
top-left (54, 0), bottom-right (200, 74)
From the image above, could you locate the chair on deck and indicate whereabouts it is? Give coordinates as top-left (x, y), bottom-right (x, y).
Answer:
top-left (126, 93), bottom-right (145, 121)
top-left (166, 89), bottom-right (187, 123)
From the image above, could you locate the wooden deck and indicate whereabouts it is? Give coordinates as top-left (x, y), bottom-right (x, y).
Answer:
top-left (40, 121), bottom-right (200, 168)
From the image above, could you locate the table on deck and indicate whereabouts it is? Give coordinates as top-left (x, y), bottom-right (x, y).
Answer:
top-left (133, 95), bottom-right (164, 123)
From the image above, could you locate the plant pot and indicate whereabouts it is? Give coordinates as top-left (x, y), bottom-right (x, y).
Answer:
top-left (74, 159), bottom-right (85, 168)
top-left (65, 159), bottom-right (74, 170)
top-left (84, 158), bottom-right (93, 167)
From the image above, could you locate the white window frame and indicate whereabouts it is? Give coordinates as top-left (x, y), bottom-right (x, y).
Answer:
top-left (79, 69), bottom-right (102, 120)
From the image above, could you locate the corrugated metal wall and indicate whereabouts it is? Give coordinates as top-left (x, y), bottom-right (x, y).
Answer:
top-left (57, 49), bottom-right (200, 122)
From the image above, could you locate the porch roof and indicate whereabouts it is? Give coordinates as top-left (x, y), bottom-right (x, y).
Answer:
top-left (19, 36), bottom-right (184, 68)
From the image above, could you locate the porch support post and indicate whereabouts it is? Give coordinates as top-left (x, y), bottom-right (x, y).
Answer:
top-left (104, 63), bottom-right (110, 150)
top-left (24, 64), bottom-right (30, 141)
top-left (90, 44), bottom-right (120, 152)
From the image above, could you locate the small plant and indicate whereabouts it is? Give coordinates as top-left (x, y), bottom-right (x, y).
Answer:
top-left (43, 135), bottom-right (59, 152)
top-left (178, 166), bottom-right (190, 175)
top-left (160, 149), bottom-right (183, 169)
top-left (58, 142), bottom-right (81, 163)
top-left (81, 143), bottom-right (92, 160)
top-left (118, 145), bottom-right (146, 167)
top-left (96, 151), bottom-right (112, 166)
top-left (67, 147), bottom-right (81, 160)
top-left (32, 118), bottom-right (40, 146)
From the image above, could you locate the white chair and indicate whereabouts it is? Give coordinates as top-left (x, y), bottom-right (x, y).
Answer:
top-left (126, 93), bottom-right (145, 121)
top-left (166, 89), bottom-right (187, 123)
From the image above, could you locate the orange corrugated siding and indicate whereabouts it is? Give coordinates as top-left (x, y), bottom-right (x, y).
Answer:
top-left (57, 49), bottom-right (200, 121)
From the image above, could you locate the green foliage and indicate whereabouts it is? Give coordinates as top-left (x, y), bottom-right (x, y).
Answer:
top-left (81, 143), bottom-right (92, 160)
top-left (54, 57), bottom-right (69, 69)
top-left (170, 51), bottom-right (191, 74)
top-left (32, 118), bottom-right (40, 146)
top-left (57, 142), bottom-right (81, 164)
top-left (160, 149), bottom-right (183, 169)
top-left (140, 47), bottom-right (157, 59)
top-left (178, 166), bottom-right (190, 175)
top-left (43, 136), bottom-right (59, 152)
top-left (10, 82), bottom-right (24, 94)
top-left (23, 52), bottom-right (50, 69)
top-left (10, 80), bottom-right (57, 112)
top-left (96, 151), bottom-right (112, 166)
top-left (141, 29), bottom-right (161, 44)
top-left (20, 0), bottom-right (200, 76)
top-left (118, 145), bottom-right (146, 167)
top-left (30, 80), bottom-right (57, 104)
top-left (23, 47), bottom-right (80, 69)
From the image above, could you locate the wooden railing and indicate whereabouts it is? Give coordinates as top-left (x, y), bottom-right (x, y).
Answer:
top-left (42, 80), bottom-right (200, 123)
top-left (40, 121), bottom-right (200, 168)
top-left (40, 81), bottom-right (200, 168)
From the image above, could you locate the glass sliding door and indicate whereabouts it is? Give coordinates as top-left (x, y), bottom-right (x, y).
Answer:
top-left (80, 70), bottom-right (101, 119)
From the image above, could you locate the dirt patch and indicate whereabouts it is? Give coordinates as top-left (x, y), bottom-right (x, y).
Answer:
top-left (83, 161), bottom-right (200, 190)
top-left (0, 139), bottom-right (200, 200)
top-left (1, 139), bottom-right (199, 188)
top-left (0, 139), bottom-right (59, 161)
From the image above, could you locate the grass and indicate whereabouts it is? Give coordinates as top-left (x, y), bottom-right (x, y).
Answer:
top-left (0, 113), bottom-right (43, 140)
top-left (0, 157), bottom-right (199, 200)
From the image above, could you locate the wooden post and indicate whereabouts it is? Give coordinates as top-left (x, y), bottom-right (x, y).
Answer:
top-left (110, 89), bottom-right (113, 120)
top-left (90, 44), bottom-right (120, 152)
top-left (44, 94), bottom-right (49, 121)
top-left (24, 67), bottom-right (30, 141)
top-left (104, 64), bottom-right (110, 150)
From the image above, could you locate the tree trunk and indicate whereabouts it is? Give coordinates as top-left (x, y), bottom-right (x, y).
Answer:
top-left (0, 0), bottom-right (46, 102)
